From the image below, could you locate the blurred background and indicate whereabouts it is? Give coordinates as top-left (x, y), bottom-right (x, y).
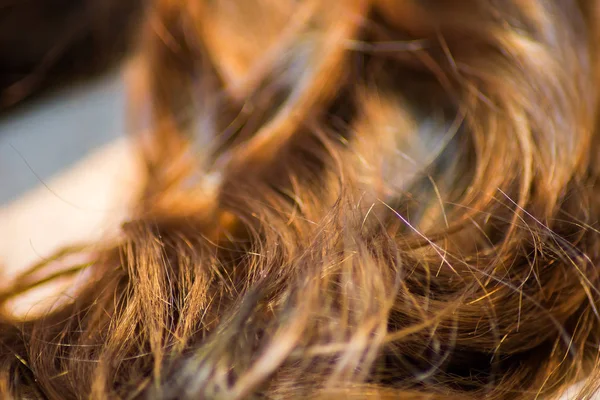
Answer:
top-left (0, 0), bottom-right (145, 278)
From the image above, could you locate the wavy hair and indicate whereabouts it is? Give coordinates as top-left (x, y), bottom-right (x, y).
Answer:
top-left (2, 1), bottom-right (600, 398)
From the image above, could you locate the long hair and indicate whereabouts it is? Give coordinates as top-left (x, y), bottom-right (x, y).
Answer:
top-left (2, 1), bottom-right (600, 398)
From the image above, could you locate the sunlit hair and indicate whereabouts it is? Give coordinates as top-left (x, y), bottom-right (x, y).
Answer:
top-left (2, 1), bottom-right (600, 398)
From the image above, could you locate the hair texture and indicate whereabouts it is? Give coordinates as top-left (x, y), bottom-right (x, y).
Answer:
top-left (2, 0), bottom-right (600, 398)
top-left (0, 0), bottom-right (144, 109)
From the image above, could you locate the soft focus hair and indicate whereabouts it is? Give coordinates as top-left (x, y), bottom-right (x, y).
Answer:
top-left (2, 0), bottom-right (600, 398)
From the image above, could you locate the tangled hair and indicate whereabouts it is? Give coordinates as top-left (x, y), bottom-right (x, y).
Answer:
top-left (2, 0), bottom-right (600, 398)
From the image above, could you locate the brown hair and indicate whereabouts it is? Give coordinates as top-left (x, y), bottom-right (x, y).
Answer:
top-left (2, 0), bottom-right (600, 398)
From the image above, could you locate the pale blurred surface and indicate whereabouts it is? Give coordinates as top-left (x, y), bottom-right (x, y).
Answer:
top-left (0, 69), bottom-right (139, 279)
top-left (0, 71), bottom-right (125, 204)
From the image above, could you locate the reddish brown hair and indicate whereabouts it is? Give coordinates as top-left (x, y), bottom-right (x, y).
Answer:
top-left (2, 1), bottom-right (600, 398)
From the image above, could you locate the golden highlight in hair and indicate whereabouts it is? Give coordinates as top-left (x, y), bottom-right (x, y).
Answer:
top-left (2, 0), bottom-right (600, 398)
